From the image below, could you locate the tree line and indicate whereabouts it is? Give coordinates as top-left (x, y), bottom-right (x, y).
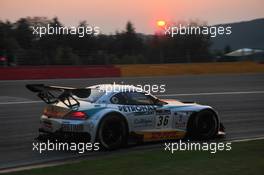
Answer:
top-left (0, 17), bottom-right (212, 66)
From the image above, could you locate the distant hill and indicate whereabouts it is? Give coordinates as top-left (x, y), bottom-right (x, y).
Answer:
top-left (211, 18), bottom-right (264, 51)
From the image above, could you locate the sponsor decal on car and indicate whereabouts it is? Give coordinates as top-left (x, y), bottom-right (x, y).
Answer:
top-left (174, 112), bottom-right (190, 129)
top-left (133, 118), bottom-right (153, 127)
top-left (156, 109), bottom-right (171, 115)
top-left (134, 130), bottom-right (186, 142)
top-left (118, 105), bottom-right (155, 113)
top-left (61, 123), bottom-right (84, 132)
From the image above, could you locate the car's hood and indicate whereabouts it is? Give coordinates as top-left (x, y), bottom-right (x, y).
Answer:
top-left (161, 99), bottom-right (213, 112)
top-left (162, 99), bottom-right (195, 106)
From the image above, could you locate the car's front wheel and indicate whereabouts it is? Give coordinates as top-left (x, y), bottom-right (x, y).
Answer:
top-left (97, 114), bottom-right (127, 150)
top-left (187, 109), bottom-right (219, 139)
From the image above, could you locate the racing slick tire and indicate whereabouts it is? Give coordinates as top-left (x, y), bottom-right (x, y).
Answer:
top-left (187, 109), bottom-right (219, 140)
top-left (97, 114), bottom-right (127, 150)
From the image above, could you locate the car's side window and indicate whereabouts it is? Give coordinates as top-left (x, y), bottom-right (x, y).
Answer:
top-left (125, 92), bottom-right (154, 105)
top-left (110, 92), bottom-right (127, 104)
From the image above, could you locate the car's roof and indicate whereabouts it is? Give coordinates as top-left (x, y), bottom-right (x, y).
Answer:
top-left (88, 84), bottom-right (142, 93)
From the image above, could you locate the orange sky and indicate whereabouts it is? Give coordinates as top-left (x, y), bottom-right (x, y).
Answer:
top-left (1, 0), bottom-right (263, 34)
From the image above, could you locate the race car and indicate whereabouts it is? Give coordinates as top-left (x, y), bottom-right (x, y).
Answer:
top-left (26, 84), bottom-right (225, 150)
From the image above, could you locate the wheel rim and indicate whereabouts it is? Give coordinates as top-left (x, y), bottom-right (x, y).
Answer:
top-left (101, 119), bottom-right (123, 147)
top-left (196, 112), bottom-right (217, 137)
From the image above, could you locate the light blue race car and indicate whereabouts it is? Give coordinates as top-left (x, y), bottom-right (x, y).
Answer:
top-left (26, 84), bottom-right (225, 150)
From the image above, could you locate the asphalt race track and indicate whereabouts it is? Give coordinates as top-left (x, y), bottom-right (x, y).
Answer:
top-left (0, 73), bottom-right (264, 170)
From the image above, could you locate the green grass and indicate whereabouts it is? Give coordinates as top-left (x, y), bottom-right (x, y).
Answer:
top-left (5, 140), bottom-right (264, 175)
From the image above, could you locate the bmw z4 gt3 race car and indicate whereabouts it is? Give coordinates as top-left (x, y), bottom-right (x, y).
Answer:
top-left (26, 84), bottom-right (225, 150)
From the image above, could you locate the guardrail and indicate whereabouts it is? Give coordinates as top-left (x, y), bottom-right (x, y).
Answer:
top-left (117, 62), bottom-right (264, 77)
top-left (0, 66), bottom-right (121, 80)
top-left (0, 62), bottom-right (263, 80)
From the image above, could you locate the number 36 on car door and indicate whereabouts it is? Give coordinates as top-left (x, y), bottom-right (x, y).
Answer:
top-left (155, 110), bottom-right (172, 128)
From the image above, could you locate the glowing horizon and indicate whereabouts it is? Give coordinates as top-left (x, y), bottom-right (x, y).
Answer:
top-left (0, 0), bottom-right (263, 34)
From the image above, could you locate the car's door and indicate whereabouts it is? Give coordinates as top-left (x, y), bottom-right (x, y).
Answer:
top-left (122, 92), bottom-right (156, 131)
top-left (109, 92), bottom-right (173, 131)
top-left (122, 92), bottom-right (174, 131)
top-left (108, 92), bottom-right (155, 131)
top-left (154, 105), bottom-right (173, 130)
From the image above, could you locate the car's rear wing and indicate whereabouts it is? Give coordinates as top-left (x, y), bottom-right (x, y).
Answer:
top-left (26, 84), bottom-right (91, 109)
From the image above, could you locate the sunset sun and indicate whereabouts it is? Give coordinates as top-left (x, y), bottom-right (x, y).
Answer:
top-left (157, 20), bottom-right (166, 27)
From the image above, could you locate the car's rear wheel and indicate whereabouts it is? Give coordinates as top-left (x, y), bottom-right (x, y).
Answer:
top-left (187, 109), bottom-right (219, 139)
top-left (97, 114), bottom-right (127, 150)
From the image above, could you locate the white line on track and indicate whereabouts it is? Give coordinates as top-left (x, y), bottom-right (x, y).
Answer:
top-left (230, 136), bottom-right (264, 143)
top-left (0, 100), bottom-right (42, 105)
top-left (0, 90), bottom-right (264, 105)
top-left (157, 90), bottom-right (264, 97)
